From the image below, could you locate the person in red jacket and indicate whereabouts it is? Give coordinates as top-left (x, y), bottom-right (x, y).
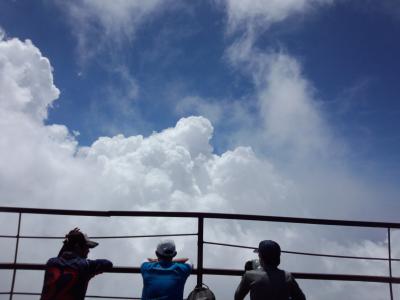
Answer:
top-left (40, 228), bottom-right (113, 300)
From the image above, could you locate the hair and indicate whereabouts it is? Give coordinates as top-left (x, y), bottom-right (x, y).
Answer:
top-left (259, 253), bottom-right (280, 268)
top-left (58, 239), bottom-right (87, 257)
top-left (58, 241), bottom-right (74, 257)
top-left (155, 252), bottom-right (173, 261)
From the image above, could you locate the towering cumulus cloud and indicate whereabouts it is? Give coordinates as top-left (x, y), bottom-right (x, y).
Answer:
top-left (0, 37), bottom-right (59, 121)
top-left (0, 36), bottom-right (86, 208)
top-left (0, 33), bottom-right (289, 214)
top-left (0, 34), bottom-right (397, 300)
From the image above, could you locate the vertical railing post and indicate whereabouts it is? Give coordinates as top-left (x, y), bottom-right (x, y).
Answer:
top-left (197, 217), bottom-right (204, 287)
top-left (388, 228), bottom-right (393, 300)
top-left (9, 212), bottom-right (22, 300)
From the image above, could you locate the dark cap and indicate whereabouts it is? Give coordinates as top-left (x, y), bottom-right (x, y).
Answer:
top-left (65, 228), bottom-right (98, 248)
top-left (254, 240), bottom-right (281, 267)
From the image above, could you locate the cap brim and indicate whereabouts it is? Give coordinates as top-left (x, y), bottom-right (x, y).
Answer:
top-left (86, 240), bottom-right (99, 248)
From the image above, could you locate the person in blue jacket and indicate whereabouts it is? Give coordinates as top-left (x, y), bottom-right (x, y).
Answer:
top-left (141, 239), bottom-right (192, 300)
top-left (40, 228), bottom-right (113, 300)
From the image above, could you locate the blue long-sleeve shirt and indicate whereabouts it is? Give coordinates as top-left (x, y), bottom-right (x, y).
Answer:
top-left (141, 261), bottom-right (192, 300)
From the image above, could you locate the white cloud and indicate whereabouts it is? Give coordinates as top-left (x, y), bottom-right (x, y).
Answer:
top-left (217, 0), bottom-right (338, 157)
top-left (175, 95), bottom-right (255, 130)
top-left (216, 0), bottom-right (334, 33)
top-left (258, 52), bottom-right (333, 157)
top-left (225, 32), bottom-right (335, 160)
top-left (0, 35), bottom-right (298, 299)
top-left (0, 30), bottom-right (398, 300)
top-left (0, 37), bottom-right (59, 122)
top-left (222, 28), bottom-right (400, 227)
top-left (57, 0), bottom-right (168, 62)
top-left (0, 27), bottom-right (5, 40)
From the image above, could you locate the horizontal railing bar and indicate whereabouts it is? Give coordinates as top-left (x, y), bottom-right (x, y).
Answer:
top-left (0, 263), bottom-right (140, 273)
top-left (0, 233), bottom-right (197, 240)
top-left (86, 295), bottom-right (140, 299)
top-left (0, 207), bottom-right (111, 217)
top-left (2, 263), bottom-right (399, 284)
top-left (204, 241), bottom-right (400, 262)
top-left (203, 268), bottom-right (400, 283)
top-left (3, 235), bottom-right (397, 262)
top-left (1, 206), bottom-right (400, 228)
top-left (2, 235), bottom-right (399, 262)
top-left (93, 233), bottom-right (197, 239)
top-left (0, 292), bottom-right (141, 299)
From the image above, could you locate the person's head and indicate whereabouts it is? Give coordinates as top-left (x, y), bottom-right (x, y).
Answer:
top-left (155, 239), bottom-right (177, 261)
top-left (59, 228), bottom-right (98, 258)
top-left (254, 240), bottom-right (281, 268)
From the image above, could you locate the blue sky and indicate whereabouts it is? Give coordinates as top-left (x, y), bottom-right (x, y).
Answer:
top-left (2, 1), bottom-right (399, 184)
top-left (1, 1), bottom-right (399, 164)
top-left (1, 0), bottom-right (400, 210)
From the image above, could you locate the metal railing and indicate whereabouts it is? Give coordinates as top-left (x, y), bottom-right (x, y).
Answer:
top-left (0, 206), bottom-right (399, 299)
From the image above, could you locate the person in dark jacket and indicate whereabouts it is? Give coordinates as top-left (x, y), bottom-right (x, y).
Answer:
top-left (40, 228), bottom-right (113, 300)
top-left (235, 240), bottom-right (306, 300)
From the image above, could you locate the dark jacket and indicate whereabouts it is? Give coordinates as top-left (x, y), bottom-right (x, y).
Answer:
top-left (235, 267), bottom-right (306, 300)
top-left (40, 252), bottom-right (113, 300)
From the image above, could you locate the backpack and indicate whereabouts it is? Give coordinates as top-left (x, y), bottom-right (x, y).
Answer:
top-left (187, 284), bottom-right (216, 300)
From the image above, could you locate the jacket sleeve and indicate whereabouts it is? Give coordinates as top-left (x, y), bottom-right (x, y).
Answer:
top-left (287, 273), bottom-right (306, 300)
top-left (234, 273), bottom-right (251, 300)
top-left (87, 259), bottom-right (113, 277)
top-left (179, 262), bottom-right (192, 278)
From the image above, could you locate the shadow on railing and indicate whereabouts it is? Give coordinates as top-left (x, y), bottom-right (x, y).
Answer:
top-left (0, 206), bottom-right (399, 300)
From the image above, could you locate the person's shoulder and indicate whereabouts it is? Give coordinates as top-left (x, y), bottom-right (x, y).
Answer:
top-left (140, 261), bottom-right (156, 271)
top-left (245, 269), bottom-right (265, 275)
top-left (46, 257), bottom-right (59, 266)
top-left (171, 262), bottom-right (192, 277)
top-left (244, 269), bottom-right (267, 280)
top-left (174, 262), bottom-right (192, 271)
top-left (278, 268), bottom-right (295, 281)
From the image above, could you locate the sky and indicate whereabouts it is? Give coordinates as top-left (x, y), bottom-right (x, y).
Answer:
top-left (1, 0), bottom-right (400, 299)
